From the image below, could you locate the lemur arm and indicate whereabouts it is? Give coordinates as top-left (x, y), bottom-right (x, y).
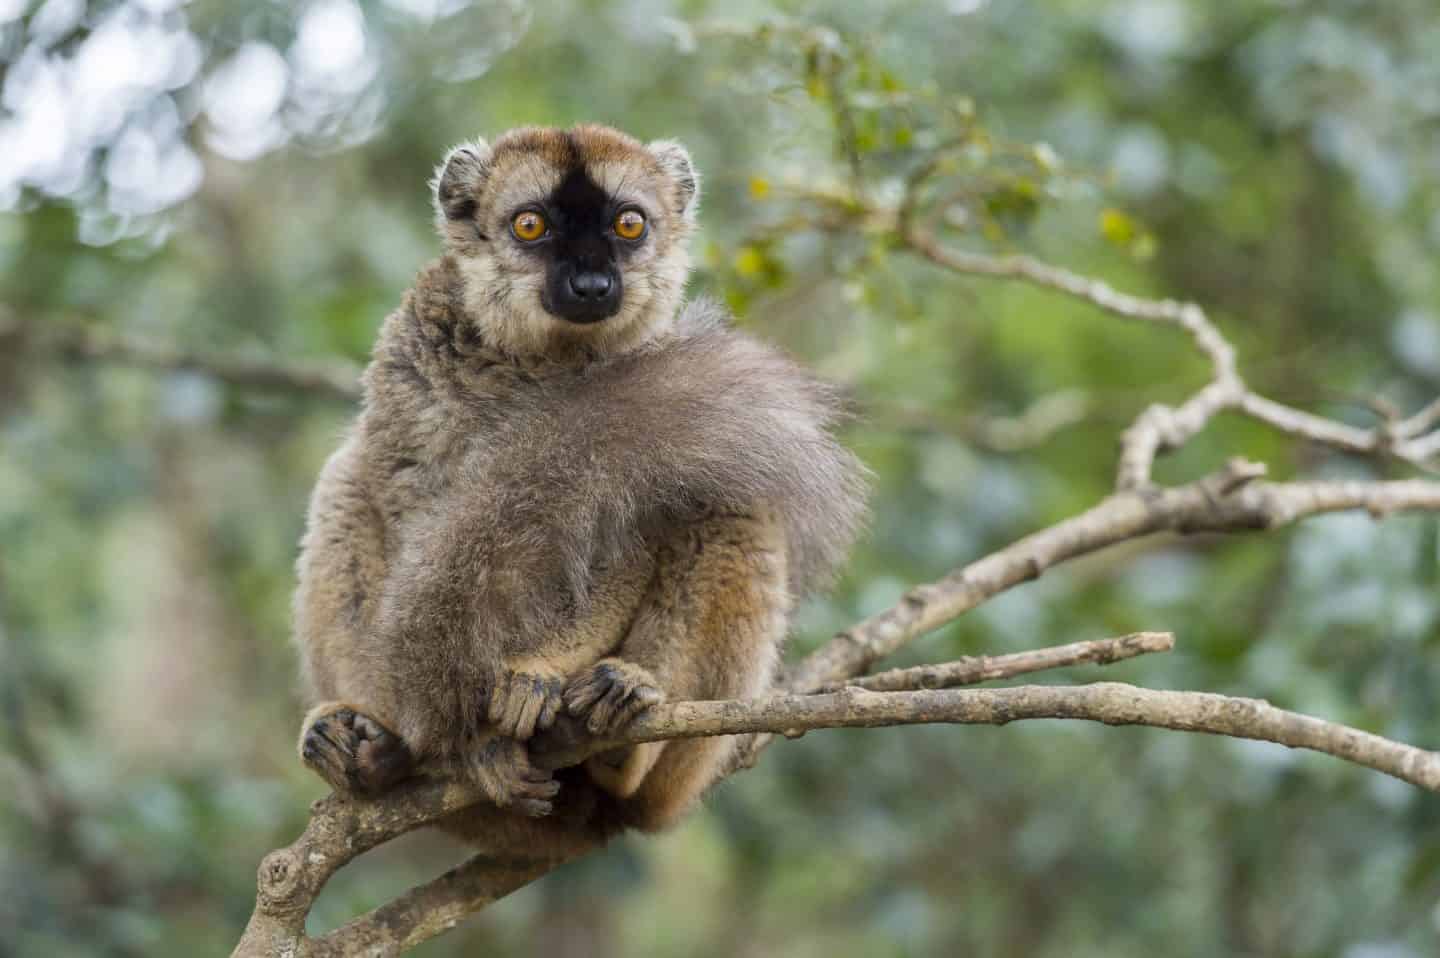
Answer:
top-left (565, 507), bottom-right (791, 829)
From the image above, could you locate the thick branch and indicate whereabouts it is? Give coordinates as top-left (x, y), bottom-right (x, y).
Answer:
top-left (237, 659), bottom-right (1440, 957)
top-left (231, 629), bottom-right (1170, 956)
top-left (0, 310), bottom-right (363, 402)
top-left (606, 683), bottom-right (1440, 793)
top-left (305, 852), bottom-right (582, 958)
top-left (249, 665), bottom-right (1440, 957)
top-left (536, 631), bottom-right (1176, 772)
top-left (232, 781), bottom-right (503, 958)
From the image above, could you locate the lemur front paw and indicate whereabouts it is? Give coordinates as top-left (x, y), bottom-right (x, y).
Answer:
top-left (564, 658), bottom-right (666, 735)
top-left (299, 704), bottom-right (414, 796)
top-left (484, 666), bottom-right (566, 741)
top-left (465, 737), bottom-right (561, 818)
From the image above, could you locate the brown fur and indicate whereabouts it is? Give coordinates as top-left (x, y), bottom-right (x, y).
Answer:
top-left (293, 125), bottom-right (867, 849)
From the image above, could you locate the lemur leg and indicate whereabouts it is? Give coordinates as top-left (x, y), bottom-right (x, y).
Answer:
top-left (293, 438), bottom-right (413, 794)
top-left (564, 509), bottom-right (790, 829)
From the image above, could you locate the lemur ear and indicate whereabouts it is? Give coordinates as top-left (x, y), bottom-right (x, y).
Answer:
top-left (431, 139), bottom-right (493, 223)
top-left (647, 139), bottom-right (700, 219)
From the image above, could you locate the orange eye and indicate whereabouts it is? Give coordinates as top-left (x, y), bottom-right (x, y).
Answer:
top-left (614, 209), bottom-right (646, 240)
top-left (511, 210), bottom-right (547, 242)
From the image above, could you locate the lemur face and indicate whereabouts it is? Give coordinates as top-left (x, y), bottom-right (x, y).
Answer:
top-left (433, 124), bottom-right (700, 358)
top-left (521, 164), bottom-right (648, 324)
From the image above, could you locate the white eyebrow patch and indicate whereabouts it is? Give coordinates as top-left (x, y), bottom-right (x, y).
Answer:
top-left (486, 154), bottom-right (566, 216)
top-left (588, 159), bottom-right (665, 211)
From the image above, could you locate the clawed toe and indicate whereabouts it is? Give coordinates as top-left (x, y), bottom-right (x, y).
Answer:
top-left (300, 705), bottom-right (413, 796)
top-left (468, 737), bottom-right (560, 817)
top-left (486, 670), bottom-right (565, 741)
top-left (564, 659), bottom-right (665, 735)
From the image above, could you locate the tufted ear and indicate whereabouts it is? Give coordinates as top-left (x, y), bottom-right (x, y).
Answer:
top-left (647, 139), bottom-right (700, 219)
top-left (431, 139), bottom-right (493, 223)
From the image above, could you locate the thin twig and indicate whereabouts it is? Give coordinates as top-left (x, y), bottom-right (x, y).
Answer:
top-left (833, 630), bottom-right (1173, 692)
top-left (875, 388), bottom-right (1094, 451)
top-left (0, 309), bottom-right (363, 402)
top-left (896, 234), bottom-right (1440, 482)
top-left (777, 176), bottom-right (1440, 482)
top-left (1398, 397), bottom-right (1440, 439)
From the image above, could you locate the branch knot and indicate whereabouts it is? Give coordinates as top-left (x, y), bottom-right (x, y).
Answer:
top-left (257, 849), bottom-right (306, 914)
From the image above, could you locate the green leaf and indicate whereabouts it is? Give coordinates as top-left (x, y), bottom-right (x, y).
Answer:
top-left (1100, 208), bottom-right (1158, 260)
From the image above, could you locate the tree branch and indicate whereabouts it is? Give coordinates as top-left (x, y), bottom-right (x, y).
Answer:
top-left (784, 461), bottom-right (1440, 695)
top-left (831, 630), bottom-right (1173, 692)
top-left (233, 449), bottom-right (1440, 955)
top-left (232, 781), bottom-right (509, 958)
top-left (1398, 396), bottom-right (1440, 440)
top-left (616, 683), bottom-right (1440, 793)
top-left (788, 179), bottom-right (1440, 483)
top-left (235, 645), bottom-right (1440, 956)
top-left (0, 309), bottom-right (363, 402)
top-left (233, 627), bottom-right (1177, 956)
top-left (304, 852), bottom-right (581, 958)
top-left (899, 235), bottom-right (1440, 483)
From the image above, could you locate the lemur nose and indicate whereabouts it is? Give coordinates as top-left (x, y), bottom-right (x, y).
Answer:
top-left (569, 271), bottom-right (613, 300)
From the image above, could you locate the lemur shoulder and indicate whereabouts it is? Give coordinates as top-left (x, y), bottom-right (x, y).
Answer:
top-left (293, 124), bottom-right (867, 849)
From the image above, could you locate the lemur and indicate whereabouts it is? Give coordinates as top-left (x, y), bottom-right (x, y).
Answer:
top-left (292, 124), bottom-right (867, 852)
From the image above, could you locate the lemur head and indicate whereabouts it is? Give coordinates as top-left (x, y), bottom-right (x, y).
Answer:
top-left (432, 124), bottom-right (699, 360)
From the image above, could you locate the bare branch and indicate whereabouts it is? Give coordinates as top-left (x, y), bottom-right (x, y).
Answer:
top-left (0, 309), bottom-right (363, 402)
top-left (1398, 397), bottom-right (1440, 440)
top-left (1407, 428), bottom-right (1440, 464)
top-left (1237, 392), bottom-right (1379, 455)
top-left (786, 461), bottom-right (1440, 694)
top-left (305, 852), bottom-right (580, 958)
top-left (235, 630), bottom-right (1176, 956)
top-left (621, 684), bottom-right (1440, 793)
top-left (896, 235), bottom-right (1440, 483)
top-left (235, 647), bottom-right (1440, 958)
top-left (902, 235), bottom-right (1240, 384)
top-left (876, 388), bottom-right (1094, 451)
top-left (231, 781), bottom-right (505, 958)
top-left (833, 630), bottom-right (1174, 692)
top-left (771, 177), bottom-right (1440, 482)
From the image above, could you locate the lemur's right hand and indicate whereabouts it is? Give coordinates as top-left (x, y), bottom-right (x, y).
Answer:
top-left (482, 664), bottom-right (566, 741)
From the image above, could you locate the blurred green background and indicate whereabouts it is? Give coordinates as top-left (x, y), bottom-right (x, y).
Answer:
top-left (3, 1), bottom-right (1440, 955)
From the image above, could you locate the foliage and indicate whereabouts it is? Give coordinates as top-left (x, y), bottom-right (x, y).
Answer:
top-left (2, 1), bottom-right (1439, 955)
